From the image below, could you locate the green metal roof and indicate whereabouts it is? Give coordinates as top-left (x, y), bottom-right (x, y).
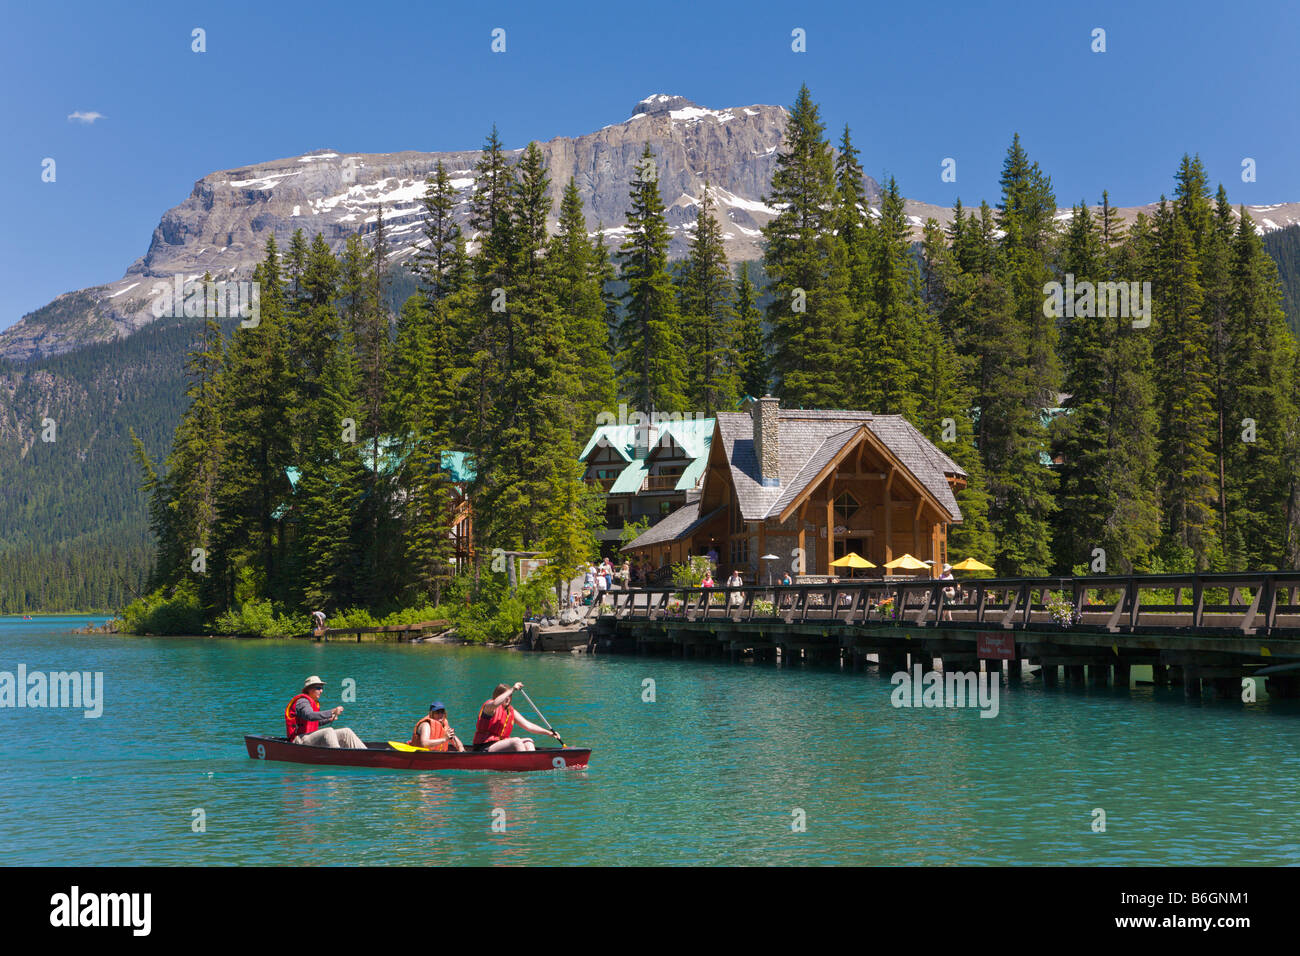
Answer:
top-left (610, 459), bottom-right (648, 494)
top-left (579, 425), bottom-right (637, 462)
top-left (579, 417), bottom-right (715, 462)
top-left (440, 450), bottom-right (476, 483)
top-left (676, 452), bottom-right (708, 491)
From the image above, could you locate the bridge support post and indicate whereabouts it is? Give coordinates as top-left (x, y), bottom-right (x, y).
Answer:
top-left (882, 649), bottom-right (908, 674)
top-left (1266, 675), bottom-right (1300, 698)
top-left (1113, 663), bottom-right (1131, 688)
top-left (1183, 666), bottom-right (1202, 698)
top-left (1207, 677), bottom-right (1237, 700)
top-left (1088, 663), bottom-right (1109, 686)
top-left (1065, 664), bottom-right (1086, 685)
top-left (1008, 659), bottom-right (1024, 680)
top-left (910, 651), bottom-right (934, 673)
top-left (1151, 664), bottom-right (1168, 685)
top-left (1041, 664), bottom-right (1059, 688)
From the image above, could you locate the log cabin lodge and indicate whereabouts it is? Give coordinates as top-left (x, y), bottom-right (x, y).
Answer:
top-left (610, 397), bottom-right (967, 580)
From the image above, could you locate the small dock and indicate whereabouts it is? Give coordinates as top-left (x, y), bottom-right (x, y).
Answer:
top-left (589, 572), bottom-right (1300, 699)
top-left (303, 620), bottom-right (452, 643)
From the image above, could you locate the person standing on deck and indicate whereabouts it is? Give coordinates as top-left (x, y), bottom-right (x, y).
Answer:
top-left (409, 701), bottom-right (465, 752)
top-left (285, 676), bottom-right (366, 748)
top-left (472, 682), bottom-right (559, 752)
top-left (939, 563), bottom-right (958, 621)
top-left (311, 610), bottom-right (326, 638)
top-left (727, 569), bottom-right (744, 606)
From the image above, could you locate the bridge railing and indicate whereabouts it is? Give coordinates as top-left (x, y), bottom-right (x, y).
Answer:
top-left (593, 572), bottom-right (1300, 636)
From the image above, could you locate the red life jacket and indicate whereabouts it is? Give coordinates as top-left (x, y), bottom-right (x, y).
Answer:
top-left (473, 701), bottom-right (515, 745)
top-left (410, 715), bottom-right (450, 752)
top-left (285, 693), bottom-right (320, 741)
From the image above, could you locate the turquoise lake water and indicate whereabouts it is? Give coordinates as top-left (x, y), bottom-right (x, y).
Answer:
top-left (1, 615), bottom-right (1298, 865)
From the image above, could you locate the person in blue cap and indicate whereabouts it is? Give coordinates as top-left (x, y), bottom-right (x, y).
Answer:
top-left (408, 700), bottom-right (465, 752)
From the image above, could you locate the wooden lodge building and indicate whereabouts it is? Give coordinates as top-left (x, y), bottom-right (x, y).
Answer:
top-left (579, 417), bottom-right (715, 547)
top-left (622, 397), bottom-right (967, 580)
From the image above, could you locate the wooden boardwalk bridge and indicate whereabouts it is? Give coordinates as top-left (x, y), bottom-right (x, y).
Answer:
top-left (588, 572), bottom-right (1300, 699)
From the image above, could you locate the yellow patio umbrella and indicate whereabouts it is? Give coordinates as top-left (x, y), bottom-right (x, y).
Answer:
top-left (829, 552), bottom-right (876, 569)
top-left (830, 551), bottom-right (876, 580)
top-left (949, 557), bottom-right (994, 572)
top-left (883, 553), bottom-right (929, 571)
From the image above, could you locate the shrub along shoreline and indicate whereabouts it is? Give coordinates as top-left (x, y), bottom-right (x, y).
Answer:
top-left (116, 571), bottom-right (557, 643)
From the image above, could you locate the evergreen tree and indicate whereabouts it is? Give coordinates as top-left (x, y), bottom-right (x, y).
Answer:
top-left (852, 176), bottom-right (921, 418)
top-left (834, 125), bottom-right (874, 313)
top-left (550, 178), bottom-right (617, 430)
top-left (1152, 196), bottom-right (1219, 567)
top-left (762, 85), bottom-right (852, 406)
top-left (733, 262), bottom-right (768, 398)
top-left (1224, 209), bottom-right (1299, 567)
top-left (295, 325), bottom-right (365, 612)
top-left (415, 160), bottom-right (463, 302)
top-left (474, 142), bottom-right (578, 552)
top-left (1053, 198), bottom-right (1160, 573)
top-left (916, 219), bottom-right (993, 562)
top-left (971, 135), bottom-right (1058, 574)
top-left (678, 183), bottom-right (738, 413)
top-left (614, 144), bottom-right (687, 413)
top-left (211, 237), bottom-right (294, 610)
top-left (396, 293), bottom-right (458, 604)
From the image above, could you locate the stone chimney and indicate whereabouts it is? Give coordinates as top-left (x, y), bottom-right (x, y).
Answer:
top-left (754, 395), bottom-right (780, 487)
top-left (633, 421), bottom-right (657, 459)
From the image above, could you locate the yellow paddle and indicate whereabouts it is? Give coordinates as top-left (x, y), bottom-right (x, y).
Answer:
top-left (388, 740), bottom-right (428, 752)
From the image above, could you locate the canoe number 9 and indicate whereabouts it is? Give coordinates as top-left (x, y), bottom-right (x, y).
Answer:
top-left (256, 744), bottom-right (266, 759)
top-left (552, 756), bottom-right (566, 769)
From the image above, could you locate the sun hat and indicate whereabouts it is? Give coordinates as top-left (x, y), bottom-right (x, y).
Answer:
top-left (302, 675), bottom-right (325, 690)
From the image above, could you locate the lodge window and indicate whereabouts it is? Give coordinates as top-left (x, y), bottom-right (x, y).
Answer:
top-left (834, 491), bottom-right (860, 526)
top-left (731, 536), bottom-right (749, 567)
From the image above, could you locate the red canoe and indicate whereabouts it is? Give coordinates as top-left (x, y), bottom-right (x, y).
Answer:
top-left (244, 734), bottom-right (591, 772)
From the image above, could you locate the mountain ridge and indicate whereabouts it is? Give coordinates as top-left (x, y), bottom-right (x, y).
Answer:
top-left (5, 94), bottom-right (1300, 362)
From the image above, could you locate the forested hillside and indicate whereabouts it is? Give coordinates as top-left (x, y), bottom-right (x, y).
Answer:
top-left (1263, 224), bottom-right (1300, 337)
top-left (0, 275), bottom-right (420, 612)
top-left (4, 84), bottom-right (1299, 615)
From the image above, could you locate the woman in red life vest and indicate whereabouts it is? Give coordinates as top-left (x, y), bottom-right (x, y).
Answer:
top-left (409, 701), bottom-right (465, 752)
top-left (472, 682), bottom-right (559, 752)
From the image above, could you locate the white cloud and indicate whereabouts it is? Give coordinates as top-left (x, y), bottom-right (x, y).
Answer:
top-left (67, 111), bottom-right (105, 124)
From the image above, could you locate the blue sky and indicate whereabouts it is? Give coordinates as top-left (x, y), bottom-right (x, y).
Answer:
top-left (3, 0), bottom-right (1298, 330)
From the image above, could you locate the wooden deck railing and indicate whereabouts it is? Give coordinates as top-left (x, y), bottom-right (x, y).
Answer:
top-left (592, 572), bottom-right (1300, 636)
top-left (642, 474), bottom-right (684, 491)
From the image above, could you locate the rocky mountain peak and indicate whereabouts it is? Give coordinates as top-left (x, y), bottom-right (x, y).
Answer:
top-left (632, 94), bottom-right (697, 117)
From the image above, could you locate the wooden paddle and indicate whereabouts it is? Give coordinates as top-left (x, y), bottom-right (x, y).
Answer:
top-left (516, 687), bottom-right (565, 747)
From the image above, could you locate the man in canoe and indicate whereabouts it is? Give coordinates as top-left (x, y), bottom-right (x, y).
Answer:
top-left (409, 700), bottom-right (465, 752)
top-left (285, 675), bottom-right (366, 748)
top-left (472, 681), bottom-right (560, 752)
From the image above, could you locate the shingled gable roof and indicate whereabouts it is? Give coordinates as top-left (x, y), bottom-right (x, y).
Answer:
top-left (624, 407), bottom-right (966, 551)
top-left (621, 501), bottom-right (727, 550)
top-left (711, 408), bottom-right (966, 524)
